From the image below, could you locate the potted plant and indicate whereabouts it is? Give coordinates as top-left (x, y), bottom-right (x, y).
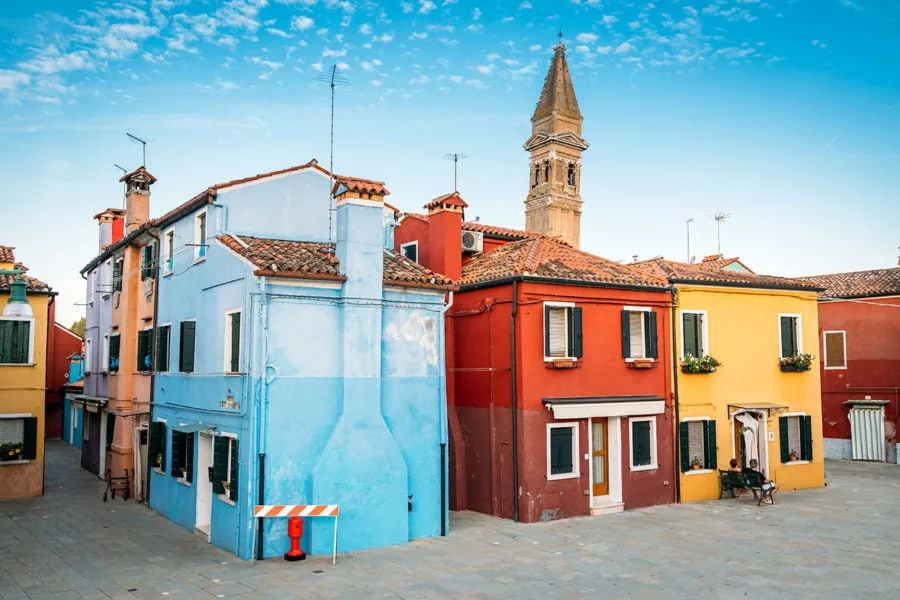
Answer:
top-left (681, 354), bottom-right (722, 374)
top-left (789, 449), bottom-right (799, 461)
top-left (779, 353), bottom-right (815, 372)
top-left (691, 457), bottom-right (703, 470)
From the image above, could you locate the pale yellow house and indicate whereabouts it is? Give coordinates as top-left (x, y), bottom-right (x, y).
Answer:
top-left (636, 256), bottom-right (826, 502)
top-left (1, 245), bottom-right (54, 499)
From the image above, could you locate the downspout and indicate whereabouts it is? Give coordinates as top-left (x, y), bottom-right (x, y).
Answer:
top-left (510, 280), bottom-right (519, 523)
top-left (45, 294), bottom-right (55, 497)
top-left (439, 291), bottom-right (454, 537)
top-left (256, 275), bottom-right (269, 560)
top-left (146, 228), bottom-right (161, 506)
top-left (211, 197), bottom-right (227, 232)
top-left (670, 288), bottom-right (682, 504)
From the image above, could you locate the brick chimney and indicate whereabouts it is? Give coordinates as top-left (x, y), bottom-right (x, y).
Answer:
top-left (120, 167), bottom-right (157, 233)
top-left (94, 208), bottom-right (127, 250)
top-left (424, 192), bottom-right (467, 281)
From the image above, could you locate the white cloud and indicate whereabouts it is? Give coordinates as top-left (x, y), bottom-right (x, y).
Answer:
top-left (519, 1), bottom-right (532, 8)
top-left (0, 69), bottom-right (30, 92)
top-left (341, 15), bottom-right (352, 27)
top-left (701, 3), bottom-right (719, 14)
top-left (35, 95), bottom-right (61, 104)
top-left (439, 37), bottom-right (459, 45)
top-left (317, 28), bottom-right (329, 35)
top-left (250, 56), bottom-right (285, 70)
top-left (419, 0), bottom-right (437, 14)
top-left (215, 77), bottom-right (238, 91)
top-left (311, 61), bottom-right (324, 71)
top-left (466, 24), bottom-right (483, 32)
top-left (410, 31), bottom-right (428, 39)
top-left (18, 46), bottom-right (93, 75)
top-left (336, 61), bottom-right (350, 69)
top-left (401, 2), bottom-right (414, 13)
top-left (576, 32), bottom-right (599, 43)
top-left (217, 35), bottom-right (239, 47)
top-left (142, 52), bottom-right (165, 63)
top-left (371, 79), bottom-right (383, 86)
top-left (601, 15), bottom-right (618, 25)
top-left (275, 0), bottom-right (318, 4)
top-left (684, 6), bottom-right (699, 16)
top-left (322, 47), bottom-right (347, 57)
top-left (373, 33), bottom-right (393, 42)
top-left (502, 58), bottom-right (519, 66)
top-left (267, 27), bottom-right (290, 37)
top-left (486, 52), bottom-right (500, 61)
top-left (216, 0), bottom-right (267, 32)
top-left (812, 39), bottom-right (828, 49)
top-left (628, 20), bottom-right (641, 28)
top-left (475, 63), bottom-right (495, 74)
top-left (472, 7), bottom-right (482, 19)
top-left (291, 16), bottom-right (315, 30)
top-left (614, 42), bottom-right (634, 54)
top-left (360, 59), bottom-right (382, 71)
top-left (409, 74), bottom-right (430, 84)
top-left (575, 44), bottom-right (592, 54)
top-left (502, 16), bottom-right (514, 22)
top-left (359, 23), bottom-right (372, 34)
top-left (529, 44), bottom-right (542, 51)
top-left (596, 45), bottom-right (613, 54)
top-left (324, 0), bottom-right (355, 12)
top-left (427, 24), bottom-right (454, 32)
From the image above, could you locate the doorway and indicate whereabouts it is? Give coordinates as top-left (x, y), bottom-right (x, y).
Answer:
top-left (591, 418), bottom-right (609, 497)
top-left (195, 433), bottom-right (213, 540)
top-left (81, 410), bottom-right (101, 475)
top-left (732, 411), bottom-right (769, 475)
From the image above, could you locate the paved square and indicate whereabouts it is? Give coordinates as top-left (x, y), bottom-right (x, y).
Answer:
top-left (2, 442), bottom-right (898, 599)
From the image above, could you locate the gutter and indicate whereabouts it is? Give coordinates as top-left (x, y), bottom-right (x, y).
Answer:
top-left (670, 287), bottom-right (681, 504)
top-left (255, 275), bottom-right (270, 560)
top-left (146, 227), bottom-right (161, 505)
top-left (460, 275), bottom-right (671, 294)
top-left (668, 278), bottom-right (822, 294)
top-left (439, 291), bottom-right (454, 536)
top-left (510, 280), bottom-right (519, 523)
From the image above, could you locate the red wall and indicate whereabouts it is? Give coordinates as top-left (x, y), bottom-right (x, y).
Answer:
top-left (45, 319), bottom-right (83, 440)
top-left (394, 216), bottom-right (431, 267)
top-left (817, 297), bottom-right (900, 442)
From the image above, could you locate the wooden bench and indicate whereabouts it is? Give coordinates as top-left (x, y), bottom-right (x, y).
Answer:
top-left (718, 469), bottom-right (773, 506)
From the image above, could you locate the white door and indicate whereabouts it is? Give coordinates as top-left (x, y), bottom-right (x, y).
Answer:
top-left (195, 434), bottom-right (213, 540)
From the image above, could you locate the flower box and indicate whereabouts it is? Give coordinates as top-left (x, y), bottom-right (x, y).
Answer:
top-left (628, 359), bottom-right (656, 369)
top-left (681, 366), bottom-right (717, 374)
top-left (779, 353), bottom-right (815, 372)
top-left (549, 359), bottom-right (578, 369)
top-left (680, 354), bottom-right (721, 374)
top-left (780, 364), bottom-right (811, 372)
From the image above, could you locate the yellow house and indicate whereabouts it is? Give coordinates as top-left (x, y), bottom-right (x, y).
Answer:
top-left (1, 245), bottom-right (54, 499)
top-left (636, 256), bottom-right (826, 502)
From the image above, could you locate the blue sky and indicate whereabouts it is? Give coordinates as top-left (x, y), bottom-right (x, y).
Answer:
top-left (1, 0), bottom-right (898, 326)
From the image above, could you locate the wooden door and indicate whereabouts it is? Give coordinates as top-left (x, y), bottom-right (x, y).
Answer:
top-left (591, 418), bottom-right (609, 497)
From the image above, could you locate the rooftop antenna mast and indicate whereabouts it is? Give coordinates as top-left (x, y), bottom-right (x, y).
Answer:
top-left (685, 217), bottom-right (694, 263)
top-left (713, 212), bottom-right (730, 255)
top-left (444, 153), bottom-right (468, 192)
top-left (114, 164), bottom-right (128, 208)
top-left (126, 132), bottom-right (148, 167)
top-left (315, 64), bottom-right (351, 243)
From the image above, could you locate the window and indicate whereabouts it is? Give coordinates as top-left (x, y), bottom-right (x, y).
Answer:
top-left (679, 419), bottom-right (717, 472)
top-left (140, 243), bottom-right (156, 280)
top-left (164, 229), bottom-right (175, 274)
top-left (112, 259), bottom-right (123, 292)
top-left (543, 162), bottom-right (550, 182)
top-left (149, 420), bottom-right (167, 472)
top-left (400, 241), bottom-right (418, 263)
top-left (779, 314), bottom-right (801, 358)
top-left (680, 310), bottom-right (707, 359)
top-left (108, 334), bottom-right (120, 372)
top-left (102, 260), bottom-right (112, 296)
top-left (101, 335), bottom-right (109, 373)
top-left (0, 318), bottom-right (32, 364)
top-left (225, 311), bottom-right (241, 373)
top-left (156, 325), bottom-right (170, 372)
top-left (779, 415), bottom-right (813, 462)
top-left (85, 337), bottom-right (93, 373)
top-left (543, 303), bottom-right (582, 360)
top-left (179, 320), bottom-right (196, 373)
top-left (629, 417), bottom-right (657, 471)
top-left (547, 423), bottom-right (579, 480)
top-left (195, 212), bottom-right (207, 260)
top-left (824, 331), bottom-right (846, 369)
top-left (213, 435), bottom-right (239, 501)
top-left (0, 417), bottom-right (37, 462)
top-left (533, 166), bottom-right (539, 187)
top-left (137, 329), bottom-right (153, 372)
top-left (170, 430), bottom-right (194, 482)
top-left (621, 308), bottom-right (658, 360)
top-left (567, 163), bottom-right (575, 187)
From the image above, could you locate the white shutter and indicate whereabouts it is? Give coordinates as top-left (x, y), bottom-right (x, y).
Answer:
top-left (629, 312), bottom-right (645, 358)
top-left (548, 308), bottom-right (568, 357)
top-left (687, 421), bottom-right (705, 468)
top-left (0, 419), bottom-right (24, 444)
top-left (787, 416), bottom-right (801, 456)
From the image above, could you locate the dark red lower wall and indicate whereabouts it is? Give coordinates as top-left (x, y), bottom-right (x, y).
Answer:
top-left (619, 407), bottom-right (677, 510)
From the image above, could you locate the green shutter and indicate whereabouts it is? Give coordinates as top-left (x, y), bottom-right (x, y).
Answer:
top-left (230, 313), bottom-right (241, 373)
top-left (141, 246), bottom-right (150, 280)
top-left (171, 431), bottom-right (184, 477)
top-left (570, 307), bottom-right (583, 358)
top-left (185, 433), bottom-right (194, 483)
top-left (14, 321), bottom-right (29, 364)
top-left (156, 326), bottom-right (169, 372)
top-left (0, 321), bottom-right (12, 363)
top-left (621, 310), bottom-right (631, 358)
top-left (113, 260), bottom-right (123, 292)
top-left (213, 436), bottom-right (228, 494)
top-left (801, 415), bottom-right (813, 461)
top-left (704, 419), bottom-right (717, 470)
top-left (149, 422), bottom-right (162, 471)
top-left (180, 321), bottom-right (195, 373)
top-left (778, 416), bottom-right (790, 463)
top-left (543, 306), bottom-right (551, 357)
top-left (682, 313), bottom-right (698, 358)
top-left (137, 330), bottom-right (152, 372)
top-left (679, 421), bottom-right (690, 472)
top-left (780, 316), bottom-right (796, 358)
top-left (22, 417), bottom-right (38, 460)
top-left (159, 422), bottom-right (167, 472)
top-left (229, 438), bottom-right (239, 501)
top-left (646, 311), bottom-right (658, 359)
top-left (109, 335), bottom-right (120, 372)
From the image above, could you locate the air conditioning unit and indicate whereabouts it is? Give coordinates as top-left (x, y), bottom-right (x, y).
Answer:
top-left (461, 230), bottom-right (484, 253)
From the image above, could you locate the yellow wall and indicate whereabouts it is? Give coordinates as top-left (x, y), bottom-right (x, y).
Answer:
top-left (675, 284), bottom-right (825, 502)
top-left (0, 291), bottom-right (50, 498)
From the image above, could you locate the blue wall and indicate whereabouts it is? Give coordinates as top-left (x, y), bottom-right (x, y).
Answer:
top-left (62, 397), bottom-right (83, 448)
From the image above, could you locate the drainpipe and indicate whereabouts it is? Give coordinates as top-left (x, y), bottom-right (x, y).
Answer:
top-left (670, 288), bottom-right (682, 504)
top-left (146, 228), bottom-right (161, 506)
top-left (510, 280), bottom-right (519, 523)
top-left (255, 275), bottom-right (270, 560)
top-left (439, 291), bottom-right (454, 536)
top-left (211, 198), bottom-right (227, 232)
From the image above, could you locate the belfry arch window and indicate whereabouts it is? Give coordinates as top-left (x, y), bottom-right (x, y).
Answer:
top-left (544, 162), bottom-right (550, 182)
top-left (534, 166), bottom-right (540, 187)
top-left (567, 164), bottom-right (576, 187)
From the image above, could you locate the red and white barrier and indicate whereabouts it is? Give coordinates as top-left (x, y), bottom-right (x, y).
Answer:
top-left (253, 504), bottom-right (340, 565)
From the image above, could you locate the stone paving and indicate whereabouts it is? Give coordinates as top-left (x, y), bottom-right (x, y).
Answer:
top-left (2, 442), bottom-right (899, 599)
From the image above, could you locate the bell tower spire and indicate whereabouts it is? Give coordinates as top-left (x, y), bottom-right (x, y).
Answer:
top-left (523, 40), bottom-right (589, 248)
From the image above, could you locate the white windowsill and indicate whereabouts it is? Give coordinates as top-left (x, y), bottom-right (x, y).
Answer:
top-left (225, 372), bottom-right (243, 377)
top-left (823, 366), bottom-right (847, 371)
top-left (164, 271), bottom-right (174, 278)
top-left (783, 460), bottom-right (810, 466)
top-left (544, 356), bottom-right (576, 362)
top-left (0, 363), bottom-right (35, 367)
top-left (217, 494), bottom-right (236, 506)
top-left (193, 256), bottom-right (206, 265)
top-left (0, 460), bottom-right (32, 466)
top-left (630, 464), bottom-right (658, 472)
top-left (547, 472), bottom-right (580, 481)
top-left (176, 477), bottom-right (192, 487)
top-left (684, 468), bottom-right (715, 476)
top-left (153, 468), bottom-right (165, 475)
top-left (625, 358), bottom-right (654, 363)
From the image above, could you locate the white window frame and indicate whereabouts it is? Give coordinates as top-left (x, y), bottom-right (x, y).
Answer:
top-left (84, 337), bottom-right (93, 374)
top-left (218, 432), bottom-right (238, 504)
top-left (194, 211), bottom-right (207, 262)
top-left (543, 301), bottom-right (575, 361)
top-left (103, 260), bottom-right (113, 297)
top-left (223, 309), bottom-right (241, 374)
top-left (679, 309), bottom-right (709, 359)
top-left (624, 305), bottom-right (652, 362)
top-left (629, 416), bottom-right (657, 472)
top-left (101, 334), bottom-right (110, 374)
top-left (153, 417), bottom-right (167, 474)
top-left (777, 313), bottom-right (803, 358)
top-left (781, 411), bottom-right (811, 465)
top-left (0, 316), bottom-right (36, 366)
top-left (156, 322), bottom-right (172, 373)
top-left (400, 241), bottom-right (419, 263)
top-left (163, 228), bottom-right (175, 275)
top-left (681, 416), bottom-right (715, 475)
top-left (823, 330), bottom-right (847, 370)
top-left (546, 422), bottom-right (580, 480)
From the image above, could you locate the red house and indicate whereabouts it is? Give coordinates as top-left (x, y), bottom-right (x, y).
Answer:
top-left (800, 267), bottom-right (900, 462)
top-left (45, 322), bottom-right (83, 439)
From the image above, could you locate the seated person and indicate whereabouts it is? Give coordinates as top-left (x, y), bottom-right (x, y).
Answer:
top-left (744, 458), bottom-right (778, 503)
top-left (728, 458), bottom-right (741, 471)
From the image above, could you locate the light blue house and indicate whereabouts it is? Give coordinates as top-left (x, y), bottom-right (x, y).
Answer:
top-left (148, 160), bottom-right (454, 559)
top-left (62, 353), bottom-right (84, 448)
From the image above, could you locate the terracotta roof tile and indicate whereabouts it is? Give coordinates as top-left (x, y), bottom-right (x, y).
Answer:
top-left (119, 166), bottom-right (157, 184)
top-left (333, 175), bottom-right (390, 197)
top-left (460, 237), bottom-right (667, 289)
top-left (383, 251), bottom-right (456, 290)
top-left (798, 267), bottom-right (900, 299)
top-left (424, 191), bottom-right (468, 211)
top-left (697, 255), bottom-right (755, 273)
top-left (631, 257), bottom-right (818, 291)
top-left (398, 213), bottom-right (540, 241)
top-left (0, 245), bottom-right (15, 263)
top-left (0, 272), bottom-right (52, 293)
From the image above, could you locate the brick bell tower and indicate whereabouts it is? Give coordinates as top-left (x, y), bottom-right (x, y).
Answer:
top-left (523, 41), bottom-right (589, 249)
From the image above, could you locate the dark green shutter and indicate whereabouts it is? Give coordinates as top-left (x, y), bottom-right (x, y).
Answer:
top-left (780, 316), bottom-right (796, 357)
top-left (14, 321), bottom-right (29, 363)
top-left (109, 335), bottom-right (120, 372)
top-left (570, 307), bottom-right (583, 358)
top-left (704, 419), bottom-right (717, 470)
top-left (801, 415), bottom-right (813, 461)
top-left (229, 438), bottom-right (239, 501)
top-left (230, 313), bottom-right (241, 373)
top-left (184, 433), bottom-right (194, 483)
top-left (113, 260), bottom-right (123, 292)
top-left (679, 421), bottom-right (690, 472)
top-left (141, 246), bottom-right (150, 280)
top-left (0, 321), bottom-right (11, 363)
top-left (621, 310), bottom-right (631, 358)
top-left (543, 306), bottom-right (551, 357)
top-left (213, 436), bottom-right (228, 494)
top-left (149, 422), bottom-right (162, 471)
top-left (156, 326), bottom-right (169, 372)
top-left (180, 321), bottom-right (195, 373)
top-left (137, 330), bottom-right (151, 372)
top-left (158, 422), bottom-right (167, 472)
top-left (171, 431), bottom-right (184, 477)
top-left (646, 311), bottom-right (658, 359)
top-left (683, 313), bottom-right (698, 358)
top-left (778, 416), bottom-right (790, 463)
top-left (22, 417), bottom-right (38, 460)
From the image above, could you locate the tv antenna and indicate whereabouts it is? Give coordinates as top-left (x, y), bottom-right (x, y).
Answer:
top-left (444, 153), bottom-right (468, 192)
top-left (685, 217), bottom-right (694, 263)
top-left (713, 212), bottom-right (730, 255)
top-left (315, 64), bottom-right (351, 243)
top-left (114, 164), bottom-right (128, 208)
top-left (126, 132), bottom-right (148, 167)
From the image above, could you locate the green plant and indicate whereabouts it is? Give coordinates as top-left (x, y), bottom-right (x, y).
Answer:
top-left (691, 456), bottom-right (703, 468)
top-left (779, 353), bottom-right (815, 370)
top-left (681, 354), bottom-right (722, 373)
